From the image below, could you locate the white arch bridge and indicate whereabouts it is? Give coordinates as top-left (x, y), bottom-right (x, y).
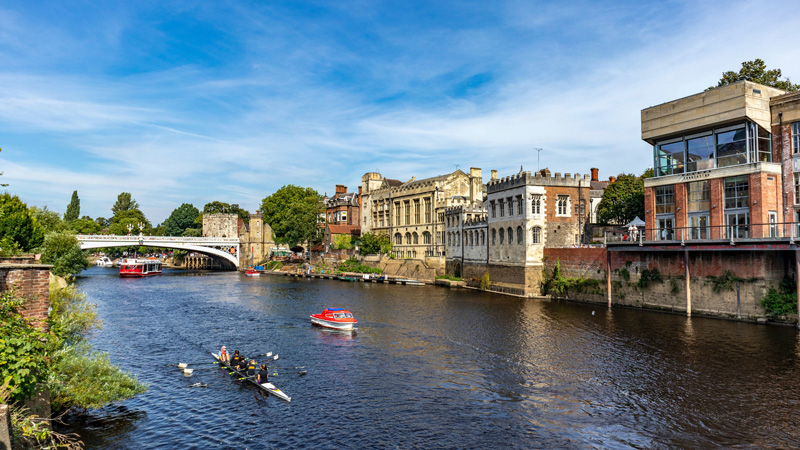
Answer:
top-left (76, 235), bottom-right (240, 269)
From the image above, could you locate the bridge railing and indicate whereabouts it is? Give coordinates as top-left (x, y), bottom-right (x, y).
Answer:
top-left (76, 235), bottom-right (240, 243)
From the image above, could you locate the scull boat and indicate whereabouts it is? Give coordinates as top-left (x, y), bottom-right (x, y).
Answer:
top-left (211, 352), bottom-right (291, 402)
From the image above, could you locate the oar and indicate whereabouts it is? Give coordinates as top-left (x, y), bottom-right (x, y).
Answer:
top-left (177, 362), bottom-right (219, 367)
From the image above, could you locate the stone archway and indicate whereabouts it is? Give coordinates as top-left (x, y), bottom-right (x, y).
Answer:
top-left (454, 262), bottom-right (462, 278)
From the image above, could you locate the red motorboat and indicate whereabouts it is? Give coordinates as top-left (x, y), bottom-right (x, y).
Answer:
top-left (310, 308), bottom-right (357, 330)
top-left (119, 258), bottom-right (162, 278)
top-left (245, 269), bottom-right (260, 276)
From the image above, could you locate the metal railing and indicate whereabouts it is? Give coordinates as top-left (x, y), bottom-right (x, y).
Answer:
top-left (76, 234), bottom-right (240, 243)
top-left (605, 222), bottom-right (800, 245)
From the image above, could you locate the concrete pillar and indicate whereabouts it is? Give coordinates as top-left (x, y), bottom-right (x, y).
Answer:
top-left (685, 249), bottom-right (692, 317)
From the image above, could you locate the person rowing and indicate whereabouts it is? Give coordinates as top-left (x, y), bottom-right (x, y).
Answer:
top-left (230, 350), bottom-right (243, 368)
top-left (236, 355), bottom-right (249, 372)
top-left (219, 345), bottom-right (229, 363)
top-left (257, 364), bottom-right (269, 384)
top-left (244, 359), bottom-right (257, 378)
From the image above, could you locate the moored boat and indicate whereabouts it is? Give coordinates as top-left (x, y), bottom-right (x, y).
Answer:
top-left (310, 307), bottom-right (357, 330)
top-left (119, 258), bottom-right (162, 277)
top-left (95, 256), bottom-right (113, 267)
top-left (245, 269), bottom-right (260, 276)
top-left (212, 353), bottom-right (291, 402)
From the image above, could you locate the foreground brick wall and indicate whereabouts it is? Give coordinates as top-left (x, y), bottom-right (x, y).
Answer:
top-left (0, 263), bottom-right (51, 330)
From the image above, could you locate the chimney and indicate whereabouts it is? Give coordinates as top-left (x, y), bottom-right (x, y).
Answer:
top-left (358, 186), bottom-right (362, 208)
top-left (609, 176), bottom-right (616, 183)
top-left (491, 170), bottom-right (497, 180)
top-left (539, 168), bottom-right (551, 177)
top-left (336, 184), bottom-right (347, 194)
top-left (470, 167), bottom-right (481, 178)
top-left (591, 168), bottom-right (599, 182)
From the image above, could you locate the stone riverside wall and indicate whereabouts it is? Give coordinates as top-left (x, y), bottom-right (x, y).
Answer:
top-left (0, 258), bottom-right (52, 330)
top-left (543, 248), bottom-right (789, 320)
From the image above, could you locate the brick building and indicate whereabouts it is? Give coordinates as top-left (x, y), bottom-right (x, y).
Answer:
top-left (641, 81), bottom-right (786, 240)
top-left (322, 185), bottom-right (361, 226)
top-left (771, 90), bottom-right (800, 233)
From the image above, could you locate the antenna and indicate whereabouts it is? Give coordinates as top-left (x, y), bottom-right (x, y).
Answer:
top-left (533, 148), bottom-right (543, 172)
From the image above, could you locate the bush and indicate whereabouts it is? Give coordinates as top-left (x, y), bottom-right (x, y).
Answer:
top-left (0, 290), bottom-right (50, 402)
top-left (480, 272), bottom-right (491, 290)
top-left (637, 268), bottom-right (662, 289)
top-left (267, 261), bottom-right (283, 271)
top-left (337, 257), bottom-right (382, 274)
top-left (761, 277), bottom-right (797, 316)
top-left (436, 274), bottom-right (462, 281)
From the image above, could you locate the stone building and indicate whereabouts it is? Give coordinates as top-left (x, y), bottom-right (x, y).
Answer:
top-left (202, 213), bottom-right (239, 238)
top-left (238, 211), bottom-right (276, 267)
top-left (322, 185), bottom-right (361, 227)
top-left (642, 81), bottom-right (785, 240)
top-left (361, 168), bottom-right (484, 259)
top-left (445, 168), bottom-right (598, 295)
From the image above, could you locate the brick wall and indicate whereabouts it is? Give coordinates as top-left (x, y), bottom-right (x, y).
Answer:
top-left (0, 263), bottom-right (51, 330)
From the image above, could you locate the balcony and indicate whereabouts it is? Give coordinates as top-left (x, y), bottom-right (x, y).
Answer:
top-left (606, 222), bottom-right (800, 248)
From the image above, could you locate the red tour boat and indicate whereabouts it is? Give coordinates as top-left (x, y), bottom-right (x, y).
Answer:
top-left (119, 258), bottom-right (162, 278)
top-left (310, 308), bottom-right (357, 330)
top-left (245, 268), bottom-right (260, 276)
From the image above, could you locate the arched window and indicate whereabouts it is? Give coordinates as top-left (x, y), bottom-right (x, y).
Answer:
top-left (412, 232), bottom-right (419, 245)
top-left (491, 228), bottom-right (496, 245)
top-left (499, 228), bottom-right (505, 244)
top-left (395, 233), bottom-right (402, 245)
top-left (423, 231), bottom-right (431, 245)
top-left (405, 232), bottom-right (412, 244)
top-left (507, 227), bottom-right (513, 245)
top-left (517, 226), bottom-right (523, 244)
top-left (531, 196), bottom-right (542, 215)
top-left (532, 227), bottom-right (541, 244)
top-left (462, 231), bottom-right (467, 246)
top-left (481, 230), bottom-right (485, 245)
top-left (469, 231), bottom-right (474, 246)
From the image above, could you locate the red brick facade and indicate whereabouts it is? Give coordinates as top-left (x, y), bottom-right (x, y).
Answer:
top-left (0, 262), bottom-right (51, 330)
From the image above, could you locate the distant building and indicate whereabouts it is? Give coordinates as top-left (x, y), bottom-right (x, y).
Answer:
top-left (202, 213), bottom-right (238, 238)
top-left (361, 168), bottom-right (484, 258)
top-left (238, 210), bottom-right (276, 267)
top-left (322, 184), bottom-right (361, 226)
top-left (641, 81), bottom-right (785, 240)
top-left (770, 90), bottom-right (800, 233)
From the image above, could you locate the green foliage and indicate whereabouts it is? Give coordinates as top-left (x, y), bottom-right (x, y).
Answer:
top-left (203, 201), bottom-right (250, 221)
top-left (670, 278), bottom-right (680, 295)
top-left (709, 58), bottom-right (798, 92)
top-left (542, 258), bottom-right (602, 297)
top-left (182, 227), bottom-right (202, 237)
top-left (40, 232), bottom-right (90, 277)
top-left (108, 213), bottom-right (151, 236)
top-left (164, 203), bottom-right (200, 236)
top-left (48, 285), bottom-right (100, 347)
top-left (333, 234), bottom-right (352, 250)
top-left (618, 267), bottom-right (630, 281)
top-left (30, 205), bottom-right (65, 233)
top-left (64, 190), bottom-right (80, 222)
top-left (172, 249), bottom-right (188, 264)
top-left (480, 271), bottom-right (491, 290)
top-left (0, 192), bottom-right (45, 251)
top-left (637, 268), bottom-right (662, 289)
top-left (707, 270), bottom-right (745, 293)
top-left (267, 261), bottom-right (283, 271)
top-left (436, 274), bottom-right (462, 281)
top-left (359, 232), bottom-right (393, 255)
top-left (261, 185), bottom-right (322, 247)
top-left (596, 174), bottom-right (644, 225)
top-left (0, 236), bottom-right (22, 256)
top-left (337, 257), bottom-right (382, 274)
top-left (67, 217), bottom-right (102, 234)
top-left (0, 290), bottom-right (51, 402)
top-left (761, 277), bottom-right (797, 316)
top-left (111, 192), bottom-right (140, 216)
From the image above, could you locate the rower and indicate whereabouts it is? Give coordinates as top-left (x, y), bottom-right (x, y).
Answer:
top-left (236, 356), bottom-right (249, 371)
top-left (230, 350), bottom-right (243, 367)
top-left (244, 359), bottom-right (257, 378)
top-left (219, 346), bottom-right (229, 363)
top-left (257, 364), bottom-right (269, 384)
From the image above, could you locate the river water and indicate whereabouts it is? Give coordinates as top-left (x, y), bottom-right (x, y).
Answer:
top-left (67, 266), bottom-right (800, 449)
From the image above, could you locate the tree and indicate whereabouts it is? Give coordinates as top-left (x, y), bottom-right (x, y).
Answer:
top-left (95, 217), bottom-right (109, 228)
top-left (596, 174), bottom-right (644, 225)
top-left (0, 193), bottom-right (45, 251)
top-left (163, 203), bottom-right (200, 236)
top-left (260, 185), bottom-right (322, 247)
top-left (30, 205), bottom-right (64, 233)
top-left (40, 232), bottom-right (90, 277)
top-left (333, 234), bottom-right (352, 250)
top-left (359, 232), bottom-right (393, 255)
top-left (202, 201), bottom-right (250, 221)
top-left (0, 290), bottom-right (50, 401)
top-left (67, 218), bottom-right (102, 234)
top-left (710, 59), bottom-right (798, 92)
top-left (64, 190), bottom-right (80, 222)
top-left (0, 147), bottom-right (7, 187)
top-left (111, 192), bottom-right (140, 216)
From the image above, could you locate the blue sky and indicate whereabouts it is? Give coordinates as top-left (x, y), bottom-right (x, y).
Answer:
top-left (2, 0), bottom-right (799, 224)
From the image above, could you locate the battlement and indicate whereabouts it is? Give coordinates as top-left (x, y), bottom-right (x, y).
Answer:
top-left (487, 169), bottom-right (592, 192)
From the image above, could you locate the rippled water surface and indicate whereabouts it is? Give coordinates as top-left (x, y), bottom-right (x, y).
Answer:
top-left (69, 267), bottom-right (800, 449)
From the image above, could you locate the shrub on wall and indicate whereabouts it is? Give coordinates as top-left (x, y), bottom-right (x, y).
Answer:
top-left (761, 277), bottom-right (797, 316)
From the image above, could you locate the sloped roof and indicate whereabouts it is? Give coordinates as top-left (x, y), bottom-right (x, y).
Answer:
top-left (328, 224), bottom-right (361, 235)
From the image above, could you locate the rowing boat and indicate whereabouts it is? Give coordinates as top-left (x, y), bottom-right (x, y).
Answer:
top-left (211, 352), bottom-right (292, 402)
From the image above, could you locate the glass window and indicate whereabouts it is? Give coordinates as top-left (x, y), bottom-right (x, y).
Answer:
top-left (532, 227), bottom-right (541, 244)
top-left (689, 215), bottom-right (709, 240)
top-left (657, 217), bottom-right (674, 240)
top-left (491, 201), bottom-right (496, 218)
top-left (655, 186), bottom-right (675, 214)
top-left (499, 199), bottom-right (505, 217)
top-left (531, 196), bottom-right (541, 215)
top-left (724, 176), bottom-right (749, 209)
top-left (795, 173), bottom-right (800, 205)
top-left (491, 228), bottom-right (496, 245)
top-left (557, 195), bottom-right (569, 215)
top-left (794, 122), bottom-right (800, 154)
top-left (686, 135), bottom-right (715, 171)
top-left (499, 228), bottom-right (504, 244)
top-left (507, 227), bottom-right (513, 245)
top-left (726, 212), bottom-right (749, 239)
top-left (757, 126), bottom-right (771, 162)
top-left (687, 181), bottom-right (709, 212)
top-left (517, 226), bottom-right (523, 244)
top-left (717, 128), bottom-right (747, 168)
top-left (517, 196), bottom-right (523, 215)
top-left (656, 141), bottom-right (685, 176)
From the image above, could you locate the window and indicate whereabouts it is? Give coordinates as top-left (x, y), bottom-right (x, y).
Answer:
top-left (689, 215), bottom-right (709, 240)
top-left (395, 233), bottom-right (402, 245)
top-left (491, 201), bottom-right (496, 218)
top-left (655, 186), bottom-right (675, 214)
top-left (687, 181), bottom-right (709, 212)
top-left (499, 199), bottom-right (505, 217)
top-left (507, 197), bottom-right (513, 216)
top-left (405, 232), bottom-right (412, 245)
top-left (756, 126), bottom-right (771, 162)
top-left (517, 226), bottom-right (523, 244)
top-left (531, 196), bottom-right (542, 215)
top-left (481, 230), bottom-right (485, 245)
top-left (404, 201), bottom-right (411, 225)
top-left (394, 203), bottom-right (401, 226)
top-left (469, 231), bottom-right (474, 246)
top-left (794, 122), bottom-right (800, 154)
top-left (557, 195), bottom-right (569, 216)
top-left (656, 140), bottom-right (685, 176)
top-left (724, 176), bottom-right (749, 209)
top-left (532, 227), bottom-right (541, 244)
top-left (424, 197), bottom-right (432, 223)
top-left (686, 134), bottom-right (715, 172)
top-left (717, 127), bottom-right (747, 168)
top-left (499, 228), bottom-right (504, 244)
top-left (414, 200), bottom-right (420, 224)
top-left (491, 228), bottom-right (496, 245)
top-left (423, 231), bottom-right (431, 245)
top-left (412, 232), bottom-right (419, 245)
top-left (795, 173), bottom-right (800, 205)
top-left (517, 195), bottom-right (523, 215)
top-left (507, 227), bottom-right (513, 245)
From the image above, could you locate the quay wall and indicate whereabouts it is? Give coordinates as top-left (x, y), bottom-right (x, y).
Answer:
top-left (542, 248), bottom-right (789, 320)
top-left (0, 258), bottom-right (52, 329)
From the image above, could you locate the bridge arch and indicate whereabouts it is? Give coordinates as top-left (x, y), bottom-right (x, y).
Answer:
top-left (77, 235), bottom-right (240, 268)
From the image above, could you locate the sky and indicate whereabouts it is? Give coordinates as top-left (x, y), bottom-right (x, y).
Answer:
top-left (1, 0), bottom-right (799, 224)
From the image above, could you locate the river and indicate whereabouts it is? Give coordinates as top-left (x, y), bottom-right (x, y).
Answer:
top-left (66, 266), bottom-right (800, 449)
